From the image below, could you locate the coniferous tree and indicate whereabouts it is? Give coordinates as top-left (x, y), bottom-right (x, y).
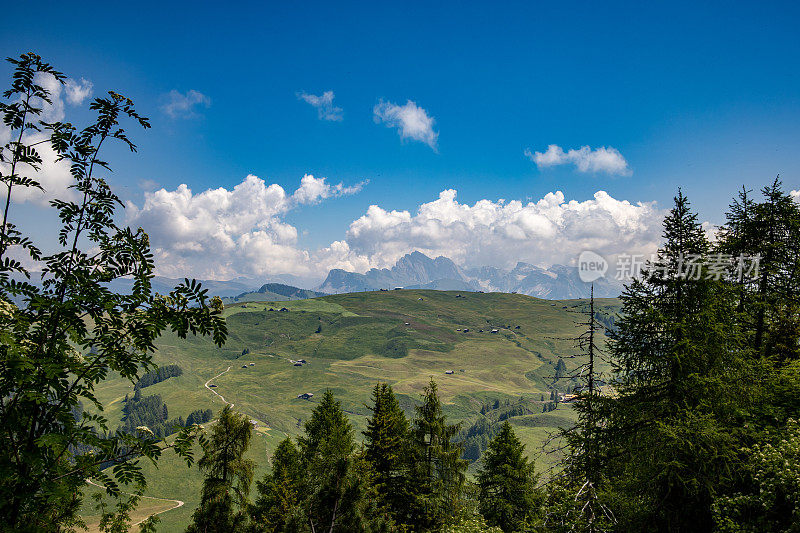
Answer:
top-left (717, 179), bottom-right (800, 362)
top-left (187, 405), bottom-right (254, 533)
top-left (363, 382), bottom-right (411, 526)
top-left (600, 191), bottom-right (746, 531)
top-left (298, 390), bottom-right (374, 532)
top-left (408, 379), bottom-right (467, 531)
top-left (476, 421), bottom-right (540, 532)
top-left (546, 285), bottom-right (615, 533)
top-left (250, 437), bottom-right (304, 533)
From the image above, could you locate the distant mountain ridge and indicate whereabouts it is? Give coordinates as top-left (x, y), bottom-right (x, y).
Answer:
top-left (99, 252), bottom-right (624, 301)
top-left (221, 283), bottom-right (326, 304)
top-left (317, 251), bottom-right (624, 299)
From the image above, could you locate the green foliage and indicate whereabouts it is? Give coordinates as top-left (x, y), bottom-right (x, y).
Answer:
top-left (298, 390), bottom-right (377, 532)
top-left (363, 383), bottom-right (411, 525)
top-left (440, 511), bottom-right (503, 533)
top-left (554, 358), bottom-right (567, 380)
top-left (408, 379), bottom-right (468, 531)
top-left (249, 437), bottom-right (305, 532)
top-left (716, 180), bottom-right (800, 362)
top-left (713, 418), bottom-right (800, 532)
top-left (187, 405), bottom-right (254, 533)
top-left (477, 422), bottom-right (541, 532)
top-left (185, 409), bottom-right (213, 427)
top-left (91, 482), bottom-right (160, 533)
top-left (0, 53), bottom-right (227, 531)
top-left (596, 191), bottom-right (748, 531)
top-left (135, 364), bottom-right (184, 390)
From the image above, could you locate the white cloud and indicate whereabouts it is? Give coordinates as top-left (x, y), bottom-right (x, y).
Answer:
top-left (0, 72), bottom-right (92, 207)
top-left (125, 178), bottom-right (663, 284)
top-left (64, 78), bottom-right (93, 105)
top-left (344, 189), bottom-right (662, 272)
top-left (138, 179), bottom-right (159, 191)
top-left (791, 189), bottom-right (799, 202)
top-left (373, 99), bottom-right (438, 150)
top-left (161, 90), bottom-right (211, 119)
top-left (125, 174), bottom-right (365, 281)
top-left (292, 174), bottom-right (367, 204)
top-left (297, 90), bottom-right (343, 121)
top-left (525, 144), bottom-right (632, 176)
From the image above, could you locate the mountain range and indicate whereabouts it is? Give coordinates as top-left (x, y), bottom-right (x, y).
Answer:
top-left (95, 251), bottom-right (624, 301)
top-left (317, 251), bottom-right (624, 299)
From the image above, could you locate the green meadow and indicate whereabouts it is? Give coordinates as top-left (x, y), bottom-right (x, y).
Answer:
top-left (84, 290), bottom-right (618, 531)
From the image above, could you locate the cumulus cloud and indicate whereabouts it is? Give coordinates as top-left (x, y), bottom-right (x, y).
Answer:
top-left (161, 89), bottom-right (211, 119)
top-left (292, 174), bottom-right (367, 204)
top-left (373, 99), bottom-right (438, 150)
top-left (525, 144), bottom-right (632, 176)
top-left (344, 189), bottom-right (662, 271)
top-left (297, 90), bottom-right (343, 121)
top-left (125, 174), bottom-right (366, 281)
top-left (125, 177), bottom-right (664, 284)
top-left (64, 78), bottom-right (93, 105)
top-left (791, 189), bottom-right (799, 202)
top-left (0, 72), bottom-right (92, 207)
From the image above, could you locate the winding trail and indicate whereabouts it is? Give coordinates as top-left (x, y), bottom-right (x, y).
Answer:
top-left (85, 478), bottom-right (184, 527)
top-left (205, 366), bottom-right (233, 407)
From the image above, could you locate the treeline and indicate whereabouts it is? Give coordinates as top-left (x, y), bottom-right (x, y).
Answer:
top-left (548, 180), bottom-right (800, 532)
top-left (118, 390), bottom-right (212, 440)
top-left (186, 382), bottom-right (538, 532)
top-left (459, 399), bottom-right (536, 462)
top-left (134, 364), bottom-right (183, 390)
top-left (183, 180), bottom-right (800, 533)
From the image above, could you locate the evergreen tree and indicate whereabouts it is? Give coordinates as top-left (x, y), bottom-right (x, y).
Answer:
top-left (547, 285), bottom-right (615, 532)
top-left (187, 405), bottom-right (254, 533)
top-left (554, 358), bottom-right (567, 380)
top-left (600, 191), bottom-right (746, 531)
top-left (298, 390), bottom-right (373, 532)
top-left (363, 383), bottom-right (411, 526)
top-left (476, 422), bottom-right (540, 532)
top-left (408, 380), bottom-right (467, 531)
top-left (717, 179), bottom-right (800, 362)
top-left (250, 437), bottom-right (304, 533)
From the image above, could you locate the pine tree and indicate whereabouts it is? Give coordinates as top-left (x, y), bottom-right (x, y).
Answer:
top-left (187, 405), bottom-right (254, 533)
top-left (554, 358), bottom-right (567, 380)
top-left (546, 285), bottom-right (615, 533)
top-left (298, 390), bottom-right (372, 532)
top-left (600, 191), bottom-right (745, 531)
top-left (408, 379), bottom-right (467, 531)
top-left (363, 382), bottom-right (411, 526)
top-left (717, 178), bottom-right (800, 362)
top-left (476, 422), bottom-right (540, 532)
top-left (250, 437), bottom-right (304, 533)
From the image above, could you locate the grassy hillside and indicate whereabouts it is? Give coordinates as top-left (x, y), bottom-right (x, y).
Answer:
top-left (83, 290), bottom-right (619, 531)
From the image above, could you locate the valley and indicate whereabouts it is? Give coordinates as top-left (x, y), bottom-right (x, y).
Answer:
top-left (83, 289), bottom-right (619, 530)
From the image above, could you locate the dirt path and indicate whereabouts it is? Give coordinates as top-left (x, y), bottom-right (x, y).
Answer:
top-left (205, 366), bottom-right (233, 407)
top-left (85, 478), bottom-right (184, 528)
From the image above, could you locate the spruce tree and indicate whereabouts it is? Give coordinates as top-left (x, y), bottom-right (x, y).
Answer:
top-left (476, 422), bottom-right (540, 532)
top-left (408, 379), bottom-right (467, 531)
top-left (601, 191), bottom-right (745, 531)
top-left (298, 390), bottom-right (372, 532)
top-left (547, 285), bottom-right (615, 532)
top-left (717, 178), bottom-right (800, 362)
top-left (187, 405), bottom-right (254, 533)
top-left (363, 382), bottom-right (411, 526)
top-left (250, 437), bottom-right (304, 533)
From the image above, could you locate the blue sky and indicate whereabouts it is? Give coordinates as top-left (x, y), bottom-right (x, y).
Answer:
top-left (2, 1), bottom-right (799, 283)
